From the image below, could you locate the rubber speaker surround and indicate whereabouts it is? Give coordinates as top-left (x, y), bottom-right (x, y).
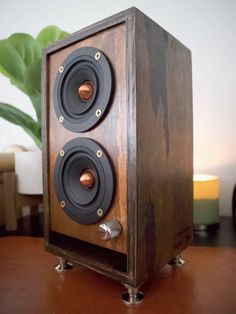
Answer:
top-left (54, 138), bottom-right (115, 225)
top-left (53, 47), bottom-right (113, 132)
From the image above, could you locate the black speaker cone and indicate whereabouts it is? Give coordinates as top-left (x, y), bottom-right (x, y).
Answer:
top-left (54, 47), bottom-right (113, 132)
top-left (54, 138), bottom-right (115, 225)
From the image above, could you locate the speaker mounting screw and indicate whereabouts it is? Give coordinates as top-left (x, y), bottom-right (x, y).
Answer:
top-left (97, 208), bottom-right (103, 217)
top-left (60, 201), bottom-right (65, 208)
top-left (95, 52), bottom-right (101, 60)
top-left (96, 150), bottom-right (103, 158)
top-left (59, 149), bottom-right (65, 157)
top-left (59, 116), bottom-right (64, 123)
top-left (95, 109), bottom-right (102, 117)
top-left (59, 66), bottom-right (64, 73)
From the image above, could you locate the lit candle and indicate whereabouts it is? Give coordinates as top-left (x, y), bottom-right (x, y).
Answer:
top-left (193, 174), bottom-right (219, 229)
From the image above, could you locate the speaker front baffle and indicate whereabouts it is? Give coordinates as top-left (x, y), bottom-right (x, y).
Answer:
top-left (42, 7), bottom-right (193, 305)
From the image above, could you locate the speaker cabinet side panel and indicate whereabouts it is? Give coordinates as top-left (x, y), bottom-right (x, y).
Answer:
top-left (47, 24), bottom-right (128, 254)
top-left (135, 11), bottom-right (193, 285)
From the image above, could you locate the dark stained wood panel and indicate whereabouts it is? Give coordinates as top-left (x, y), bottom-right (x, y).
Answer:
top-left (47, 24), bottom-right (128, 254)
top-left (134, 10), bottom-right (193, 285)
top-left (43, 7), bottom-right (193, 287)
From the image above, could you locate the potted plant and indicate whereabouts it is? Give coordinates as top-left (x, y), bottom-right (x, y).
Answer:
top-left (0, 26), bottom-right (68, 194)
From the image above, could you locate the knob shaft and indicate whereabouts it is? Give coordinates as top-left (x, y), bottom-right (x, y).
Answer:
top-left (98, 219), bottom-right (122, 241)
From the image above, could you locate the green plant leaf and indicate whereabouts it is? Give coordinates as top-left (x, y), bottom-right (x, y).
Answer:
top-left (0, 40), bottom-right (27, 93)
top-left (0, 102), bottom-right (41, 148)
top-left (0, 26), bottom-right (68, 148)
top-left (28, 92), bottom-right (41, 123)
top-left (8, 34), bottom-right (40, 66)
top-left (24, 58), bottom-right (41, 92)
top-left (24, 58), bottom-right (42, 121)
top-left (0, 34), bottom-right (40, 91)
top-left (0, 33), bottom-right (41, 119)
top-left (36, 26), bottom-right (69, 48)
top-left (22, 126), bottom-right (42, 149)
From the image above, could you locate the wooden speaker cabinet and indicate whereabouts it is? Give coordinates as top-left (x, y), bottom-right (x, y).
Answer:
top-left (42, 7), bottom-right (193, 304)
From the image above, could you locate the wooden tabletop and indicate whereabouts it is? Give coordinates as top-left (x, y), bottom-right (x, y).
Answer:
top-left (0, 236), bottom-right (236, 314)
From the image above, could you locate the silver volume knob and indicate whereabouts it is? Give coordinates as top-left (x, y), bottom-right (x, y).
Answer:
top-left (98, 219), bottom-right (122, 241)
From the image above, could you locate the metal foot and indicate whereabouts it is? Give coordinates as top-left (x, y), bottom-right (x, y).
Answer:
top-left (169, 254), bottom-right (185, 267)
top-left (55, 257), bottom-right (72, 273)
top-left (194, 224), bottom-right (208, 231)
top-left (122, 284), bottom-right (144, 305)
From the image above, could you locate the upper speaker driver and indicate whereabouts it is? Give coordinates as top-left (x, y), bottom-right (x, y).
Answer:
top-left (53, 47), bottom-right (113, 132)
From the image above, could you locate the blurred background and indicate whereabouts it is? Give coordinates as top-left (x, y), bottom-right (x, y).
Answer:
top-left (0, 0), bottom-right (235, 216)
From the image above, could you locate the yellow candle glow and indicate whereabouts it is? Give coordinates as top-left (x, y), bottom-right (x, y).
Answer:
top-left (193, 174), bottom-right (219, 226)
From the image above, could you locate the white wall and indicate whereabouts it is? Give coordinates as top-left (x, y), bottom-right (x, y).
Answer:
top-left (0, 0), bottom-right (235, 215)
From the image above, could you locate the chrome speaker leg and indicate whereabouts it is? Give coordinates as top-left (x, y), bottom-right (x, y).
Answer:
top-left (121, 284), bottom-right (144, 305)
top-left (54, 256), bottom-right (73, 273)
top-left (169, 254), bottom-right (185, 267)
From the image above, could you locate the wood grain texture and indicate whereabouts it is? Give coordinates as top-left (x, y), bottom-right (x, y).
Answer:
top-left (43, 7), bottom-right (193, 287)
top-left (46, 24), bottom-right (128, 254)
top-left (133, 9), bottom-right (193, 286)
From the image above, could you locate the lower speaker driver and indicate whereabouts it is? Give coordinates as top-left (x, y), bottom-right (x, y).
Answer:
top-left (54, 138), bottom-right (115, 225)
